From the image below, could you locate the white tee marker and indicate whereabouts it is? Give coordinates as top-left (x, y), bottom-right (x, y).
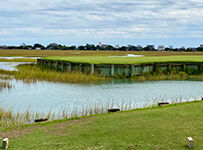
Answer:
top-left (187, 137), bottom-right (194, 149)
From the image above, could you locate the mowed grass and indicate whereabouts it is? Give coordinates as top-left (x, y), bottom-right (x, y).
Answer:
top-left (44, 55), bottom-right (203, 64)
top-left (1, 49), bottom-right (203, 57)
top-left (1, 101), bottom-right (202, 150)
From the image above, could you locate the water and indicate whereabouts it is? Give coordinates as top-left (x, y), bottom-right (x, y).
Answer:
top-left (0, 57), bottom-right (40, 59)
top-left (0, 79), bottom-right (203, 113)
top-left (0, 61), bottom-right (203, 114)
top-left (0, 56), bottom-right (37, 71)
top-left (0, 62), bottom-right (35, 71)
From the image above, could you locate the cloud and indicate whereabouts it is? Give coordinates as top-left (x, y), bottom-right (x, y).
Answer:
top-left (0, 0), bottom-right (203, 45)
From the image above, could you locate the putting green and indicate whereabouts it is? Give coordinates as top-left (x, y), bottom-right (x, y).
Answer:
top-left (43, 56), bottom-right (203, 65)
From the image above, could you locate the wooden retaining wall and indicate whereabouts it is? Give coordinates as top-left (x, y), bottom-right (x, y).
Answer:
top-left (37, 59), bottom-right (203, 77)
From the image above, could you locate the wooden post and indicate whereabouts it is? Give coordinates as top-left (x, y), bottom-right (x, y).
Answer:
top-left (49, 61), bottom-right (52, 69)
top-left (142, 64), bottom-right (145, 73)
top-left (199, 64), bottom-right (203, 73)
top-left (60, 62), bottom-right (64, 72)
top-left (45, 60), bottom-right (47, 66)
top-left (111, 64), bottom-right (114, 76)
top-left (130, 65), bottom-right (134, 77)
top-left (2, 138), bottom-right (9, 149)
top-left (108, 109), bottom-right (120, 113)
top-left (182, 64), bottom-right (186, 71)
top-left (91, 64), bottom-right (94, 74)
top-left (168, 64), bottom-right (171, 71)
top-left (187, 137), bottom-right (194, 149)
top-left (153, 64), bottom-right (158, 72)
top-left (43, 60), bottom-right (45, 66)
top-left (40, 60), bottom-right (43, 65)
top-left (68, 63), bottom-right (72, 72)
top-left (56, 62), bottom-right (59, 71)
top-left (37, 59), bottom-right (41, 65)
top-left (79, 64), bottom-right (82, 73)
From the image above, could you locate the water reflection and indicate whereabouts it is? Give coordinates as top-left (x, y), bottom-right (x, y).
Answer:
top-left (0, 79), bottom-right (202, 114)
top-left (0, 62), bottom-right (35, 71)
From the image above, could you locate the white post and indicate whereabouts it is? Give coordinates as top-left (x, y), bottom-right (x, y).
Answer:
top-left (2, 138), bottom-right (9, 149)
top-left (187, 137), bottom-right (194, 149)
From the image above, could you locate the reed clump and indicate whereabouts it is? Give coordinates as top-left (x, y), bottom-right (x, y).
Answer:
top-left (0, 81), bottom-right (12, 91)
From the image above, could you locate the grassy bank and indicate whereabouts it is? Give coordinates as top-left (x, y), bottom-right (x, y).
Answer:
top-left (1, 64), bottom-right (203, 83)
top-left (0, 65), bottom-right (106, 83)
top-left (1, 49), bottom-right (203, 57)
top-left (44, 55), bottom-right (203, 64)
top-left (0, 101), bottom-right (202, 150)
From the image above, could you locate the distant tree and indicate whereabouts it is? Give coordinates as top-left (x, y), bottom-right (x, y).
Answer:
top-left (128, 46), bottom-right (137, 51)
top-left (69, 45), bottom-right (76, 50)
top-left (61, 45), bottom-right (69, 50)
top-left (118, 46), bottom-right (127, 51)
top-left (85, 44), bottom-right (96, 50)
top-left (34, 43), bottom-right (45, 50)
top-left (78, 45), bottom-right (86, 50)
top-left (24, 45), bottom-right (33, 49)
top-left (105, 45), bottom-right (115, 51)
top-left (196, 47), bottom-right (203, 51)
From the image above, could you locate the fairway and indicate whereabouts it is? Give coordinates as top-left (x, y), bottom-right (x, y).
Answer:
top-left (44, 55), bottom-right (203, 64)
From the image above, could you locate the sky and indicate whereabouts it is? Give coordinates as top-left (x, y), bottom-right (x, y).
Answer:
top-left (0, 0), bottom-right (203, 47)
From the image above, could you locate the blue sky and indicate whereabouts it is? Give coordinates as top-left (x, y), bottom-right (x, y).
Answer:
top-left (0, 0), bottom-right (203, 47)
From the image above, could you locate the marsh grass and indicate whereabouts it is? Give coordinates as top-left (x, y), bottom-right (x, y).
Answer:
top-left (0, 97), bottom-right (201, 128)
top-left (0, 64), bottom-right (106, 83)
top-left (132, 70), bottom-right (203, 81)
top-left (0, 81), bottom-right (12, 91)
top-left (1, 64), bottom-right (203, 84)
top-left (1, 50), bottom-right (203, 57)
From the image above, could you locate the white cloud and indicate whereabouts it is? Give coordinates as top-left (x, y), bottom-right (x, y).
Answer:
top-left (0, 0), bottom-right (203, 45)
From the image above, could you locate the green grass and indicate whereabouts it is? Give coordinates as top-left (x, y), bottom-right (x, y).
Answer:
top-left (1, 101), bottom-right (203, 150)
top-left (43, 55), bottom-right (203, 64)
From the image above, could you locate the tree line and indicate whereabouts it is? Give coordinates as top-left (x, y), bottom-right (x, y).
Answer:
top-left (1, 43), bottom-right (203, 52)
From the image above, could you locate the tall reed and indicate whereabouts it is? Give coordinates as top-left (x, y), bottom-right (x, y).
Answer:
top-left (0, 81), bottom-right (12, 91)
top-left (0, 64), bottom-right (106, 83)
top-left (0, 97), bottom-right (201, 128)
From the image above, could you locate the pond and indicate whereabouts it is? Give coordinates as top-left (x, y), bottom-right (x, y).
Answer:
top-left (0, 60), bottom-right (203, 114)
top-left (0, 79), bottom-right (203, 113)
